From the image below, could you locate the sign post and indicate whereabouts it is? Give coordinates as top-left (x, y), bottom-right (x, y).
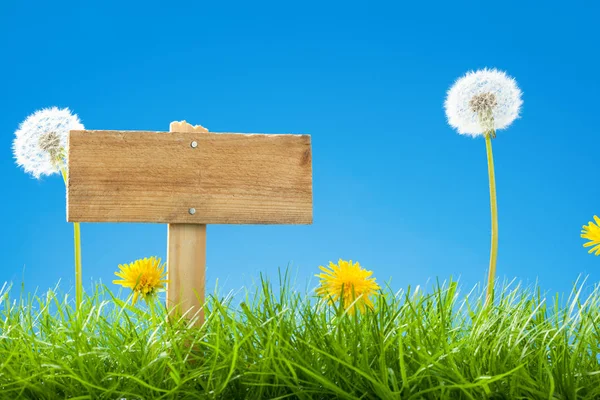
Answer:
top-left (67, 121), bottom-right (313, 325)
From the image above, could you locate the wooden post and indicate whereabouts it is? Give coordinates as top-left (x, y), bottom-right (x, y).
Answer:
top-left (167, 121), bottom-right (208, 326)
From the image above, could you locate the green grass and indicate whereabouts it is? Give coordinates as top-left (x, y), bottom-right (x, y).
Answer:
top-left (1, 273), bottom-right (600, 399)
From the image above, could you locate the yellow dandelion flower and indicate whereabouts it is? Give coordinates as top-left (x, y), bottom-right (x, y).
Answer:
top-left (113, 257), bottom-right (168, 304)
top-left (315, 259), bottom-right (380, 314)
top-left (582, 215), bottom-right (600, 256)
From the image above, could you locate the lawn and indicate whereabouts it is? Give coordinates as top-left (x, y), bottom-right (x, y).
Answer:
top-left (1, 272), bottom-right (599, 399)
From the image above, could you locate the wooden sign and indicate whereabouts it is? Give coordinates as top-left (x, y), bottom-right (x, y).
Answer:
top-left (67, 130), bottom-right (313, 224)
top-left (66, 122), bottom-right (313, 324)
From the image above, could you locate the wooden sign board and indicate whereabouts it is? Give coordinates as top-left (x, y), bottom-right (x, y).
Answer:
top-left (66, 130), bottom-right (313, 224)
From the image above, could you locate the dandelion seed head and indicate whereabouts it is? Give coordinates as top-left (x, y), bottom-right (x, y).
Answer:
top-left (13, 107), bottom-right (84, 178)
top-left (444, 68), bottom-right (522, 137)
top-left (469, 93), bottom-right (498, 114)
top-left (38, 131), bottom-right (62, 159)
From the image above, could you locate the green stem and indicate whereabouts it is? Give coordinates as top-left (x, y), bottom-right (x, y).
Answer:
top-left (148, 297), bottom-right (157, 325)
top-left (484, 132), bottom-right (498, 307)
top-left (74, 222), bottom-right (82, 308)
top-left (60, 166), bottom-right (83, 310)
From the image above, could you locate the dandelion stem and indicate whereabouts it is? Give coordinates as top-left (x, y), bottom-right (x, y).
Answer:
top-left (148, 297), bottom-right (158, 325)
top-left (484, 131), bottom-right (498, 307)
top-left (60, 165), bottom-right (83, 310)
top-left (73, 222), bottom-right (83, 308)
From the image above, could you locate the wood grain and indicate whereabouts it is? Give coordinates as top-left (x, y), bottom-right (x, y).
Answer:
top-left (167, 223), bottom-right (206, 324)
top-left (67, 130), bottom-right (313, 224)
top-left (166, 122), bottom-right (207, 326)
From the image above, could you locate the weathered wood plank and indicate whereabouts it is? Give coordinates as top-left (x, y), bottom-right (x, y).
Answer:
top-left (66, 130), bottom-right (313, 224)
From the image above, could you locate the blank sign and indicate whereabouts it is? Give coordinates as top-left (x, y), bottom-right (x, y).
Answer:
top-left (67, 130), bottom-right (313, 224)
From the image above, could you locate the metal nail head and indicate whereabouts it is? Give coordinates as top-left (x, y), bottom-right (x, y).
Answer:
top-left (190, 141), bottom-right (198, 148)
top-left (189, 208), bottom-right (196, 215)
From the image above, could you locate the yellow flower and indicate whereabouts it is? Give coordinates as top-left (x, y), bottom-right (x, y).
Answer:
top-left (113, 257), bottom-right (168, 304)
top-left (582, 215), bottom-right (600, 256)
top-left (315, 259), bottom-right (380, 314)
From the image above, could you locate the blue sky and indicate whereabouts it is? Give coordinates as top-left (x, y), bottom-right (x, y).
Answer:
top-left (0, 0), bottom-right (598, 302)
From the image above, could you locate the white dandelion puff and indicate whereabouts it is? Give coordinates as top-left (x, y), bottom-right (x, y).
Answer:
top-left (444, 68), bottom-right (523, 137)
top-left (13, 107), bottom-right (84, 178)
